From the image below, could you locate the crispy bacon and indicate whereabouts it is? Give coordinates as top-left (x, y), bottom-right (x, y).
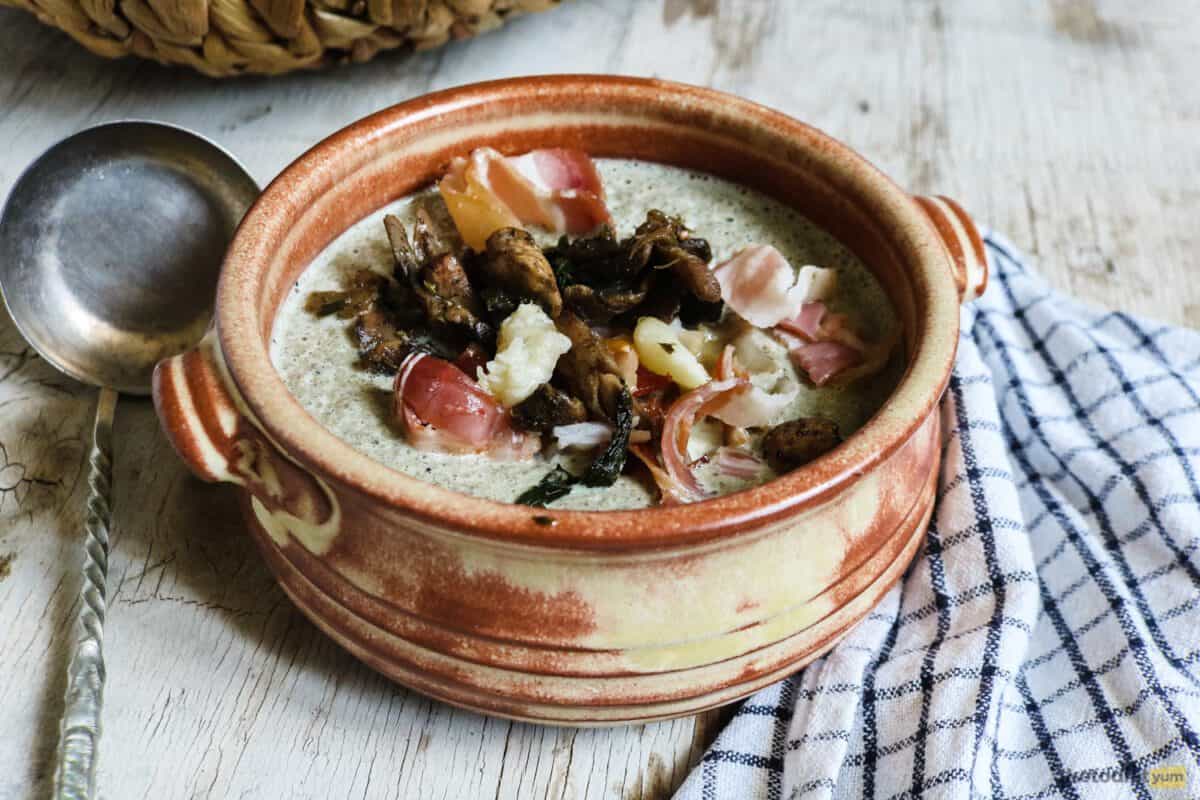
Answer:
top-left (788, 340), bottom-right (863, 387)
top-left (713, 446), bottom-right (768, 479)
top-left (777, 301), bottom-right (868, 351)
top-left (628, 443), bottom-right (693, 505)
top-left (713, 246), bottom-right (835, 328)
top-left (705, 343), bottom-right (798, 428)
top-left (394, 352), bottom-right (538, 458)
top-left (774, 301), bottom-right (877, 386)
top-left (776, 301), bottom-right (827, 340)
top-left (439, 147), bottom-right (611, 249)
top-left (660, 376), bottom-right (748, 502)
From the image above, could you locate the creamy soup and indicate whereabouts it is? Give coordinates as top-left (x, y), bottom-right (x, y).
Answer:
top-left (270, 160), bottom-right (902, 510)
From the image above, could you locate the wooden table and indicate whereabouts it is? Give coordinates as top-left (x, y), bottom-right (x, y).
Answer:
top-left (2, 2), bottom-right (1197, 797)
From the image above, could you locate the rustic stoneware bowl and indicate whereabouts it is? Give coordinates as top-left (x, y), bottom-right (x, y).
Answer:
top-left (152, 75), bottom-right (988, 725)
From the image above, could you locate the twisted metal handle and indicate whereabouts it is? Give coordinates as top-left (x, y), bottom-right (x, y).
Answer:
top-left (53, 387), bottom-right (117, 800)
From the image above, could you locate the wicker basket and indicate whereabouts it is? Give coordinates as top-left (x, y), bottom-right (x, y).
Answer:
top-left (1, 0), bottom-right (561, 77)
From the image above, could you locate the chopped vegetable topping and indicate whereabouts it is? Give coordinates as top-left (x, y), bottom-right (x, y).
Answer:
top-left (580, 386), bottom-right (633, 487)
top-left (305, 148), bottom-right (896, 507)
top-left (477, 303), bottom-right (572, 407)
top-left (633, 317), bottom-right (710, 390)
top-left (515, 465), bottom-right (577, 507)
top-left (512, 383), bottom-right (587, 433)
top-left (517, 386), bottom-right (633, 505)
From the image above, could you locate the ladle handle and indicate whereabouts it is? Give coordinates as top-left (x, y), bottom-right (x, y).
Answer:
top-left (54, 387), bottom-right (117, 800)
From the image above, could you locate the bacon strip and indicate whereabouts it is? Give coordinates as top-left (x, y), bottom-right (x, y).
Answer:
top-left (713, 446), bottom-right (768, 479)
top-left (714, 247), bottom-right (835, 328)
top-left (705, 343), bottom-right (798, 428)
top-left (439, 147), bottom-right (611, 249)
top-left (776, 301), bottom-right (828, 340)
top-left (788, 341), bottom-right (863, 387)
top-left (628, 443), bottom-right (693, 505)
top-left (394, 352), bottom-right (538, 458)
top-left (659, 376), bottom-right (748, 502)
top-left (774, 302), bottom-right (875, 386)
top-left (505, 149), bottom-right (610, 233)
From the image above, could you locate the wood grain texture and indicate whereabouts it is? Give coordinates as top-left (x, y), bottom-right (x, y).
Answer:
top-left (0, 1), bottom-right (1196, 797)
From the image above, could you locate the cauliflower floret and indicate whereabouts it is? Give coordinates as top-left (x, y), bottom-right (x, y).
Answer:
top-left (477, 303), bottom-right (572, 407)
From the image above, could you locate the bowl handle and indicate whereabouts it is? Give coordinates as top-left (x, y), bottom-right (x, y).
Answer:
top-left (152, 330), bottom-right (246, 484)
top-left (914, 195), bottom-right (989, 302)
top-left (153, 332), bottom-right (343, 552)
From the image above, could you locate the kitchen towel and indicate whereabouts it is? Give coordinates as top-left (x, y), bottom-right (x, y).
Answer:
top-left (675, 233), bottom-right (1200, 800)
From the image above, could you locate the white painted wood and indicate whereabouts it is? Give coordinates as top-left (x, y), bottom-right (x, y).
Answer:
top-left (0, 1), bottom-right (1196, 797)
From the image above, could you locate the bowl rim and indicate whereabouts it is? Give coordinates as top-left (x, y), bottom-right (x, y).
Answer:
top-left (215, 75), bottom-right (960, 551)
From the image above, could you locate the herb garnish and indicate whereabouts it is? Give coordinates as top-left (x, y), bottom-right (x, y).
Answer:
top-left (515, 465), bottom-right (577, 507)
top-left (580, 386), bottom-right (632, 487)
top-left (516, 387), bottom-right (633, 505)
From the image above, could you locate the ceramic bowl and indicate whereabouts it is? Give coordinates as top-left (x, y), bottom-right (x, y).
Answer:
top-left (152, 75), bottom-right (987, 725)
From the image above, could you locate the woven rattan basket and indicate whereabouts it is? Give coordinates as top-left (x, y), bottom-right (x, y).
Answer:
top-left (1, 0), bottom-right (560, 77)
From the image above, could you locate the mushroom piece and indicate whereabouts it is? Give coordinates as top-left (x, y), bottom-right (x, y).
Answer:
top-left (511, 383), bottom-right (588, 432)
top-left (632, 272), bottom-right (682, 322)
top-left (761, 417), bottom-right (842, 472)
top-left (412, 206), bottom-right (448, 264)
top-left (553, 310), bottom-right (626, 419)
top-left (544, 224), bottom-right (631, 284)
top-left (384, 214), bottom-right (421, 281)
top-left (385, 212), bottom-right (491, 342)
top-left (628, 210), bottom-right (722, 304)
top-left (413, 252), bottom-right (493, 343)
top-left (303, 269), bottom-right (387, 319)
top-left (482, 227), bottom-right (564, 318)
top-left (561, 274), bottom-right (651, 322)
top-left (353, 309), bottom-right (413, 375)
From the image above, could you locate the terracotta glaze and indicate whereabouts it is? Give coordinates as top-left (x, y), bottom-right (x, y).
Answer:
top-left (152, 76), bottom-right (988, 724)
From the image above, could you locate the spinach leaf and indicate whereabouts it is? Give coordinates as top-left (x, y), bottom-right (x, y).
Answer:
top-left (516, 465), bottom-right (577, 507)
top-left (516, 386), bottom-right (634, 505)
top-left (581, 386), bottom-right (633, 487)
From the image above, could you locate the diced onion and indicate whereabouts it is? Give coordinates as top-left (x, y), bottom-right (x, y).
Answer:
top-left (552, 422), bottom-right (614, 450)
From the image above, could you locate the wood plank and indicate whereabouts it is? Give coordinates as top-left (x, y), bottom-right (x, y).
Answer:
top-left (1, 1), bottom-right (1197, 798)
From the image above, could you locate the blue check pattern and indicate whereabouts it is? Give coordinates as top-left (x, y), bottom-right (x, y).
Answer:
top-left (675, 234), bottom-right (1200, 800)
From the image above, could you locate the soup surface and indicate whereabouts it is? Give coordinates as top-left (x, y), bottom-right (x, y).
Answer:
top-left (270, 159), bottom-right (901, 509)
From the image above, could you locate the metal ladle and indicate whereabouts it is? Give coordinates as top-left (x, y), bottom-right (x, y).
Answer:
top-left (0, 121), bottom-right (258, 799)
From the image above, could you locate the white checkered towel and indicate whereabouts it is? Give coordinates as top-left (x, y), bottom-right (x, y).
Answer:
top-left (675, 234), bottom-right (1200, 800)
